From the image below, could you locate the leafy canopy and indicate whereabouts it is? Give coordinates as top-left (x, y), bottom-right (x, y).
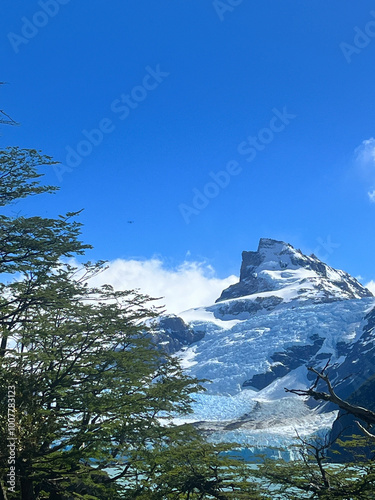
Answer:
top-left (0, 147), bottom-right (264, 500)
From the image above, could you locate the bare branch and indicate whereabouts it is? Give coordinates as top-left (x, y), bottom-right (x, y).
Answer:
top-left (285, 366), bottom-right (375, 427)
top-left (356, 421), bottom-right (375, 442)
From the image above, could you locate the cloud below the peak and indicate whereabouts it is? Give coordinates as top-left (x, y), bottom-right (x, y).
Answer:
top-left (86, 258), bottom-right (238, 315)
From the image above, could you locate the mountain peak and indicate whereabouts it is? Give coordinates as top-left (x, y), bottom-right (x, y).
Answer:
top-left (257, 238), bottom-right (305, 261)
top-left (240, 238), bottom-right (305, 278)
top-left (216, 238), bottom-right (372, 305)
top-left (258, 237), bottom-right (290, 249)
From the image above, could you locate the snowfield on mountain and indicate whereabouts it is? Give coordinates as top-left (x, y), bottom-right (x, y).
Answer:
top-left (154, 238), bottom-right (375, 454)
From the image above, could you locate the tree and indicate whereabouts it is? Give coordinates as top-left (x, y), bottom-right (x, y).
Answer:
top-left (285, 365), bottom-right (375, 436)
top-left (0, 147), bottom-right (88, 358)
top-left (0, 267), bottom-right (200, 498)
top-left (129, 431), bottom-right (265, 499)
top-left (254, 365), bottom-right (375, 499)
top-left (0, 148), bottom-right (265, 499)
top-left (257, 434), bottom-right (375, 499)
top-left (0, 83), bottom-right (19, 127)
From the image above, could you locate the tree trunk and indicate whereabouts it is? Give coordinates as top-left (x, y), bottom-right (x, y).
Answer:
top-left (20, 477), bottom-right (35, 500)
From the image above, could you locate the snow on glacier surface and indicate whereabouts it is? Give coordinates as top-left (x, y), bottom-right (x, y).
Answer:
top-left (177, 298), bottom-right (374, 396)
top-left (175, 298), bottom-right (375, 449)
top-left (205, 411), bottom-right (339, 451)
top-left (179, 307), bottom-right (241, 330)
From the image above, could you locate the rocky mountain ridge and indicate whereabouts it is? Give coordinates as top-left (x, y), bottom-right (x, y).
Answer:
top-left (217, 237), bottom-right (372, 306)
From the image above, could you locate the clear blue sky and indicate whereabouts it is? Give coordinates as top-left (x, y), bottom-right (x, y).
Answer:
top-left (2, 1), bottom-right (375, 285)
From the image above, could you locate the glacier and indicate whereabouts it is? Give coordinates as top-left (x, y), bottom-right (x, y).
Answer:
top-left (178, 298), bottom-right (374, 395)
top-left (154, 238), bottom-right (375, 455)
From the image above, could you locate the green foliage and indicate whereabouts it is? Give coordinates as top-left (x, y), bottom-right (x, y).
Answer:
top-left (0, 149), bottom-right (265, 499)
top-left (10, 144), bottom-right (375, 500)
top-left (0, 147), bottom-right (56, 206)
top-left (256, 436), bottom-right (375, 499)
top-left (124, 429), bottom-right (267, 499)
top-left (0, 271), bottom-right (202, 493)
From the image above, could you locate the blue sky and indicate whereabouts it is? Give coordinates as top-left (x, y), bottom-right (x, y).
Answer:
top-left (2, 1), bottom-right (375, 311)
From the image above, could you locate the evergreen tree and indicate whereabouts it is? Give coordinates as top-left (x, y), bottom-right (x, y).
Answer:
top-left (0, 148), bottom-right (265, 500)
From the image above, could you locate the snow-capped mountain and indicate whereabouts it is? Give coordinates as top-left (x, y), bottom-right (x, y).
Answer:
top-left (154, 238), bottom-right (375, 455)
top-left (216, 237), bottom-right (372, 313)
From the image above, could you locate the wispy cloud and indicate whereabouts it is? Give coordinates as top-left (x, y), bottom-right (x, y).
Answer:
top-left (365, 280), bottom-right (375, 296)
top-left (84, 258), bottom-right (238, 315)
top-left (368, 190), bottom-right (375, 203)
top-left (354, 138), bottom-right (375, 202)
top-left (355, 138), bottom-right (375, 174)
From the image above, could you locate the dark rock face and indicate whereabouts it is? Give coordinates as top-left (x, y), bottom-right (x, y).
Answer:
top-left (240, 250), bottom-right (263, 280)
top-left (328, 411), bottom-right (375, 462)
top-left (329, 307), bottom-right (375, 401)
top-left (243, 334), bottom-right (325, 390)
top-left (326, 307), bottom-right (375, 461)
top-left (210, 296), bottom-right (284, 320)
top-left (216, 238), bottom-right (373, 303)
top-left (151, 315), bottom-right (204, 354)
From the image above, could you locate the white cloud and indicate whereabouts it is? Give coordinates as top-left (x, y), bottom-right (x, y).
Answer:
top-left (355, 138), bottom-right (375, 173)
top-left (365, 280), bottom-right (375, 296)
top-left (368, 190), bottom-right (375, 203)
top-left (86, 258), bottom-right (238, 315)
top-left (354, 139), bottom-right (375, 200)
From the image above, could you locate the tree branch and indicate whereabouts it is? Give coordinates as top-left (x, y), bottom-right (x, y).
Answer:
top-left (355, 421), bottom-right (375, 441)
top-left (285, 366), bottom-right (375, 428)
